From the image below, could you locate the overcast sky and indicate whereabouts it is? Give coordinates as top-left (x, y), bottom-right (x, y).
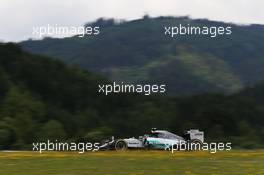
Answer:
top-left (0, 0), bottom-right (263, 42)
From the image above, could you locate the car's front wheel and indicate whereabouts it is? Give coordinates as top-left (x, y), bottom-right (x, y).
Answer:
top-left (115, 140), bottom-right (128, 151)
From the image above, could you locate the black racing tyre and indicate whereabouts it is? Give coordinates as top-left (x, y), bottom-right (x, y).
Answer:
top-left (115, 140), bottom-right (128, 151)
top-left (144, 141), bottom-right (153, 150)
top-left (171, 144), bottom-right (180, 151)
top-left (189, 139), bottom-right (203, 151)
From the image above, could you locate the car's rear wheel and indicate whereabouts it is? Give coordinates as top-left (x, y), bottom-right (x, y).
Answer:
top-left (189, 139), bottom-right (203, 151)
top-left (115, 140), bottom-right (128, 151)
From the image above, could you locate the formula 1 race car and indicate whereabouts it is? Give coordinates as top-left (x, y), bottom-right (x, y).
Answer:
top-left (99, 128), bottom-right (204, 151)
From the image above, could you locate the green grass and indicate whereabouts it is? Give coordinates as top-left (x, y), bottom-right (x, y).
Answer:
top-left (0, 150), bottom-right (264, 175)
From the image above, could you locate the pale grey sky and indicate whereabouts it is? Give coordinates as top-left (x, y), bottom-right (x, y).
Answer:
top-left (0, 0), bottom-right (263, 42)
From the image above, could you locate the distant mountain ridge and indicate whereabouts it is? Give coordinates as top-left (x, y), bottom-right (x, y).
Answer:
top-left (20, 16), bottom-right (264, 96)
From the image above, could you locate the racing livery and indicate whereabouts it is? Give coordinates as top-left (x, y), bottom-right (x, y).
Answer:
top-left (100, 128), bottom-right (204, 151)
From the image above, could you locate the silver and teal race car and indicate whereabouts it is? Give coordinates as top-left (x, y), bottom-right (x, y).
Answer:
top-left (100, 128), bottom-right (204, 151)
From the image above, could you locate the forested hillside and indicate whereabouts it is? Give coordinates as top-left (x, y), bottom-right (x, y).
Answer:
top-left (21, 16), bottom-right (264, 95)
top-left (0, 43), bottom-right (264, 149)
